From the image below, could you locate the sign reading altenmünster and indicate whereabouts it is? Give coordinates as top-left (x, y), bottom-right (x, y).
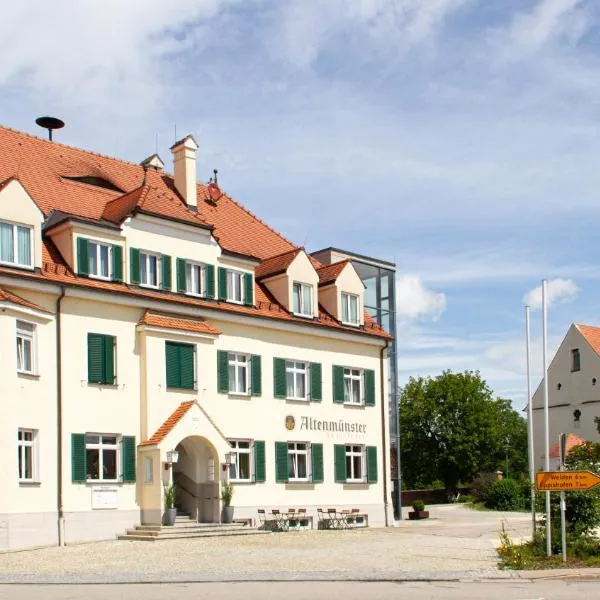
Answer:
top-left (299, 416), bottom-right (367, 434)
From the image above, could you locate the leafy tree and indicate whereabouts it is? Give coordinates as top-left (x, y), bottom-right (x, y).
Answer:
top-left (399, 370), bottom-right (528, 493)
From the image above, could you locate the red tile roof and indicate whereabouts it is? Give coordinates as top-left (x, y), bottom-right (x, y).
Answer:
top-left (576, 324), bottom-right (600, 357)
top-left (317, 260), bottom-right (350, 286)
top-left (547, 433), bottom-right (585, 459)
top-left (0, 287), bottom-right (51, 314)
top-left (140, 401), bottom-right (195, 446)
top-left (139, 311), bottom-right (221, 336)
top-left (255, 247), bottom-right (302, 279)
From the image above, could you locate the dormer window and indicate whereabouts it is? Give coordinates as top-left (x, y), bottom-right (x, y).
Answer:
top-left (139, 251), bottom-right (160, 288)
top-left (341, 292), bottom-right (359, 325)
top-left (227, 269), bottom-right (244, 303)
top-left (293, 282), bottom-right (313, 317)
top-left (186, 262), bottom-right (206, 296)
top-left (88, 241), bottom-right (112, 279)
top-left (0, 220), bottom-right (32, 269)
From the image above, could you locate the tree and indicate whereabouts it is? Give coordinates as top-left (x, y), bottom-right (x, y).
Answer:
top-left (399, 370), bottom-right (528, 493)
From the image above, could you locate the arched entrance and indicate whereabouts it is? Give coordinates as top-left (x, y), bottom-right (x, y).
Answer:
top-left (172, 436), bottom-right (219, 523)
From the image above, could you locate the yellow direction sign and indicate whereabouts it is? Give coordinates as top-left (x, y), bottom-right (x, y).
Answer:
top-left (535, 470), bottom-right (600, 491)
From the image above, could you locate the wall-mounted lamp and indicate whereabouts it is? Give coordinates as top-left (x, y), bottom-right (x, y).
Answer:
top-left (166, 450), bottom-right (180, 465)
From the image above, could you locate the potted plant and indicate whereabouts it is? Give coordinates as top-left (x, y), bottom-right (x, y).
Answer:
top-left (408, 499), bottom-right (429, 520)
top-left (221, 482), bottom-right (234, 524)
top-left (163, 483), bottom-right (177, 526)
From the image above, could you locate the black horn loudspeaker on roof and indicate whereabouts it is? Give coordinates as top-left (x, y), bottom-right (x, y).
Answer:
top-left (35, 116), bottom-right (65, 141)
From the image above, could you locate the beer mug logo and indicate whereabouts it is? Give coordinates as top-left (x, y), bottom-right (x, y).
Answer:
top-left (285, 415), bottom-right (296, 431)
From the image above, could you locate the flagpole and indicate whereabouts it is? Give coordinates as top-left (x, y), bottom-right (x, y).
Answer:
top-left (542, 279), bottom-right (552, 556)
top-left (525, 305), bottom-right (536, 538)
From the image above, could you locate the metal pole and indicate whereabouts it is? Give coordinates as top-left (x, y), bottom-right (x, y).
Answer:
top-left (559, 433), bottom-right (567, 563)
top-left (525, 306), bottom-right (536, 538)
top-left (542, 280), bottom-right (552, 556)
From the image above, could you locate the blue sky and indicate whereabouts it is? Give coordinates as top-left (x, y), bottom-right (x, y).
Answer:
top-left (2, 0), bottom-right (600, 407)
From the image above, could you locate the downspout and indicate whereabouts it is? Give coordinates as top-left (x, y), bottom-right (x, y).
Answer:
top-left (380, 339), bottom-right (390, 527)
top-left (56, 286), bottom-right (66, 546)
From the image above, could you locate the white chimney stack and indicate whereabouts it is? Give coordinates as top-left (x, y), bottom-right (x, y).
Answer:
top-left (170, 135), bottom-right (199, 210)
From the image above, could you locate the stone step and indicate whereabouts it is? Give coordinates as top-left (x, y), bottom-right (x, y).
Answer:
top-left (118, 529), bottom-right (270, 542)
top-left (130, 524), bottom-right (250, 535)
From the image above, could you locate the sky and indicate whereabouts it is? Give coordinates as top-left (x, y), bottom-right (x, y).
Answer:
top-left (2, 0), bottom-right (600, 408)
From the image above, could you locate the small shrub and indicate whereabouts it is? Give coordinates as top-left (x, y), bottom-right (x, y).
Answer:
top-left (485, 478), bottom-right (524, 511)
top-left (456, 493), bottom-right (474, 504)
top-left (471, 472), bottom-right (497, 503)
top-left (220, 482), bottom-right (234, 507)
top-left (163, 484), bottom-right (176, 509)
top-left (412, 499), bottom-right (425, 512)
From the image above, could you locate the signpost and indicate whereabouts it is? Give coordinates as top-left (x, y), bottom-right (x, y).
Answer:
top-left (535, 470), bottom-right (600, 492)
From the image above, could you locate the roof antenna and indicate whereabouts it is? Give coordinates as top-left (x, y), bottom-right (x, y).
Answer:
top-left (35, 116), bottom-right (65, 141)
top-left (213, 169), bottom-right (219, 186)
top-left (174, 124), bottom-right (177, 143)
top-left (154, 132), bottom-right (158, 155)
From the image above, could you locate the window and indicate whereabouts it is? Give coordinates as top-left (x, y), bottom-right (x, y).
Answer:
top-left (186, 262), bottom-right (206, 296)
top-left (341, 292), bottom-right (359, 325)
top-left (16, 320), bottom-right (36, 374)
top-left (0, 221), bottom-right (32, 268)
top-left (85, 434), bottom-right (118, 481)
top-left (17, 429), bottom-right (37, 481)
top-left (144, 457), bottom-right (153, 484)
top-left (88, 241), bottom-right (112, 279)
top-left (292, 282), bottom-right (313, 317)
top-left (288, 442), bottom-right (309, 481)
top-left (286, 361), bottom-right (307, 400)
top-left (229, 440), bottom-right (251, 481)
top-left (227, 269), bottom-right (243, 303)
top-left (165, 342), bottom-right (196, 390)
top-left (228, 353), bottom-right (248, 394)
top-left (345, 444), bottom-right (364, 482)
top-left (344, 368), bottom-right (363, 404)
top-left (88, 333), bottom-right (116, 385)
top-left (140, 251), bottom-right (160, 288)
top-left (572, 349), bottom-right (581, 372)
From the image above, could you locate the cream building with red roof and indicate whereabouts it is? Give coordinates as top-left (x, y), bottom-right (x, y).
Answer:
top-left (0, 125), bottom-right (393, 550)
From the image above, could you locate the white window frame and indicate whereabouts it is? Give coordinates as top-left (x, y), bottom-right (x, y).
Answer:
top-left (226, 269), bottom-right (244, 303)
top-left (85, 433), bottom-right (120, 482)
top-left (343, 368), bottom-right (363, 405)
top-left (139, 251), bottom-right (160, 289)
top-left (228, 353), bottom-right (249, 395)
top-left (88, 240), bottom-right (113, 280)
top-left (16, 320), bottom-right (36, 375)
top-left (17, 428), bottom-right (38, 482)
top-left (286, 360), bottom-right (308, 401)
top-left (345, 444), bottom-right (365, 482)
top-left (0, 220), bottom-right (33, 269)
top-left (228, 439), bottom-right (252, 482)
top-left (186, 261), bottom-right (206, 296)
top-left (292, 282), bottom-right (313, 317)
top-left (287, 441), bottom-right (310, 482)
top-left (341, 292), bottom-right (360, 325)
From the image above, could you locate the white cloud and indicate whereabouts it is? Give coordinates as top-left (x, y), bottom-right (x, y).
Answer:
top-left (396, 275), bottom-right (446, 321)
top-left (523, 278), bottom-right (579, 310)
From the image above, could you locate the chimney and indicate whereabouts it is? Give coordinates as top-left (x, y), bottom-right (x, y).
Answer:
top-left (170, 135), bottom-right (199, 210)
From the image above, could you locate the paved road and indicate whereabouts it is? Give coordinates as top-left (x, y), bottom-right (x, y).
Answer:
top-left (1, 580), bottom-right (598, 600)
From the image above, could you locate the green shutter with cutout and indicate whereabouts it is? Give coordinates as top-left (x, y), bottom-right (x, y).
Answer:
top-left (217, 350), bottom-right (229, 393)
top-left (104, 335), bottom-right (115, 384)
top-left (332, 365), bottom-right (345, 403)
top-left (165, 342), bottom-right (181, 388)
top-left (364, 369), bottom-right (375, 406)
top-left (310, 362), bottom-right (322, 401)
top-left (273, 358), bottom-right (287, 398)
top-left (179, 344), bottom-right (195, 390)
top-left (71, 433), bottom-right (87, 483)
top-left (334, 444), bottom-right (346, 483)
top-left (87, 333), bottom-right (105, 384)
top-left (161, 255), bottom-right (172, 290)
top-left (243, 272), bottom-right (253, 306)
top-left (112, 245), bottom-right (123, 282)
top-left (275, 442), bottom-right (288, 483)
top-left (311, 443), bottom-right (324, 483)
top-left (205, 264), bottom-right (215, 298)
top-left (254, 440), bottom-right (265, 483)
top-left (122, 436), bottom-right (136, 483)
top-left (130, 247), bottom-right (140, 285)
top-left (77, 238), bottom-right (89, 276)
top-left (218, 267), bottom-right (227, 301)
top-left (251, 354), bottom-right (262, 396)
top-left (176, 258), bottom-right (186, 293)
top-left (366, 446), bottom-right (378, 483)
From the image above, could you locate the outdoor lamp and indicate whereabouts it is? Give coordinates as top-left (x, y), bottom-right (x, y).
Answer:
top-left (225, 452), bottom-right (236, 465)
top-left (166, 450), bottom-right (180, 464)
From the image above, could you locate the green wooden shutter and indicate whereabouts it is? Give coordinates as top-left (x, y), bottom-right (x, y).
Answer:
top-left (251, 354), bottom-right (262, 396)
top-left (333, 365), bottom-right (345, 403)
top-left (130, 248), bottom-right (140, 284)
top-left (243, 272), bottom-right (253, 306)
top-left (165, 342), bottom-right (181, 388)
top-left (87, 333), bottom-right (105, 384)
top-left (71, 433), bottom-right (87, 483)
top-left (176, 258), bottom-right (186, 293)
top-left (366, 446), bottom-right (378, 483)
top-left (311, 443), bottom-right (324, 483)
top-left (334, 444), bottom-right (347, 482)
top-left (112, 245), bottom-right (123, 282)
top-left (104, 335), bottom-right (115, 384)
top-left (275, 442), bottom-right (289, 483)
top-left (205, 264), bottom-right (215, 298)
top-left (310, 362), bottom-right (322, 401)
top-left (217, 350), bottom-right (229, 393)
top-left (77, 238), bottom-right (89, 276)
top-left (161, 255), bottom-right (172, 290)
top-left (179, 344), bottom-right (195, 390)
top-left (273, 358), bottom-right (287, 398)
top-left (254, 440), bottom-right (265, 483)
top-left (122, 436), bottom-right (136, 483)
top-left (218, 267), bottom-right (227, 301)
top-left (364, 369), bottom-right (375, 406)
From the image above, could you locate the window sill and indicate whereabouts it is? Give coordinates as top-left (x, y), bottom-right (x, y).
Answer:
top-left (343, 402), bottom-right (366, 408)
top-left (341, 321), bottom-right (360, 327)
top-left (0, 261), bottom-right (34, 271)
top-left (88, 274), bottom-right (113, 281)
top-left (343, 481), bottom-right (369, 490)
top-left (85, 480), bottom-right (121, 485)
top-left (19, 480), bottom-right (41, 487)
top-left (230, 480), bottom-right (254, 485)
top-left (228, 392), bottom-right (251, 399)
top-left (286, 397), bottom-right (310, 403)
top-left (292, 312), bottom-right (314, 320)
top-left (166, 386), bottom-right (198, 393)
top-left (17, 371), bottom-right (40, 379)
top-left (140, 283), bottom-right (160, 290)
top-left (87, 382), bottom-right (119, 388)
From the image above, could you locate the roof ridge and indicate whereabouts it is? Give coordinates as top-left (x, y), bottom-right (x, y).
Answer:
top-left (261, 246), bottom-right (302, 261)
top-left (317, 258), bottom-right (350, 270)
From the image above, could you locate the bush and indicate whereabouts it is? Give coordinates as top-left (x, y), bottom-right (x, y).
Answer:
top-left (485, 478), bottom-right (524, 511)
top-left (471, 472), bottom-right (497, 503)
top-left (412, 499), bottom-right (425, 512)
